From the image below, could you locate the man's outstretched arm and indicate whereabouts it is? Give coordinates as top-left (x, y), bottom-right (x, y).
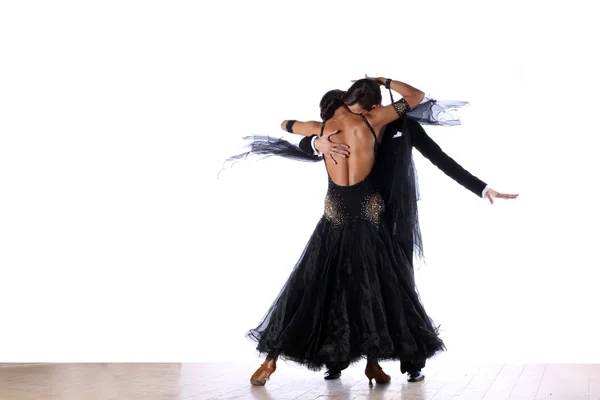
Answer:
top-left (410, 119), bottom-right (488, 197)
top-left (409, 119), bottom-right (518, 203)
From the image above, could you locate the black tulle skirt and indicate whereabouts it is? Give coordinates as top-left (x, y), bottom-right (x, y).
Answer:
top-left (247, 214), bottom-right (445, 371)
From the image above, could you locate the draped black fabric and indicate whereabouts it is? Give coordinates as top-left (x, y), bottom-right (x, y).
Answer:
top-left (220, 135), bottom-right (321, 168)
top-left (406, 97), bottom-right (468, 126)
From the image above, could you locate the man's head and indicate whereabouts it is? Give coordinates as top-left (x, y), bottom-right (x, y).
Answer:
top-left (343, 79), bottom-right (382, 114)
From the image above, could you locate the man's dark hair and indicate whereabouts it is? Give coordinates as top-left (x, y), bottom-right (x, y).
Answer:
top-left (343, 79), bottom-right (382, 110)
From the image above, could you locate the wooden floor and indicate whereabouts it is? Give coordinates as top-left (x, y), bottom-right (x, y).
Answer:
top-left (0, 362), bottom-right (599, 399)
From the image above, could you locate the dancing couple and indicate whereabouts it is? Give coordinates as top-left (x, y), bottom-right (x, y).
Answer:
top-left (225, 75), bottom-right (518, 386)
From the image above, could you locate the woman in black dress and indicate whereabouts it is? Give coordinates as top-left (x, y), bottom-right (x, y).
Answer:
top-left (247, 80), bottom-right (445, 386)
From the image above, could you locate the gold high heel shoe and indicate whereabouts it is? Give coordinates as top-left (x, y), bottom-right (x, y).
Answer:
top-left (365, 361), bottom-right (391, 385)
top-left (250, 358), bottom-right (277, 386)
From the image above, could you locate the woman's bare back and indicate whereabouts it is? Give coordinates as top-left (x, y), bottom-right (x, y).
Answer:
top-left (322, 114), bottom-right (381, 186)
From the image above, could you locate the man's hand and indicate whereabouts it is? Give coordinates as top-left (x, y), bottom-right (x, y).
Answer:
top-left (351, 74), bottom-right (384, 85)
top-left (315, 130), bottom-right (350, 165)
top-left (485, 189), bottom-right (519, 204)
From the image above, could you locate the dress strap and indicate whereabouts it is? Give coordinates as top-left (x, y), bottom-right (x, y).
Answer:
top-left (360, 115), bottom-right (379, 152)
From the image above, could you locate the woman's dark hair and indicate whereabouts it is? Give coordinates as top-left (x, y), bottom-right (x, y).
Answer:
top-left (343, 79), bottom-right (382, 110)
top-left (319, 89), bottom-right (346, 121)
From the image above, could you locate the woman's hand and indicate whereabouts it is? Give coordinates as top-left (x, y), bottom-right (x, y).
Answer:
top-left (315, 130), bottom-right (350, 165)
top-left (485, 189), bottom-right (519, 204)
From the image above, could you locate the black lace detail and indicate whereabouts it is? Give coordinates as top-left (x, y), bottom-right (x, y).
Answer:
top-left (392, 98), bottom-right (410, 118)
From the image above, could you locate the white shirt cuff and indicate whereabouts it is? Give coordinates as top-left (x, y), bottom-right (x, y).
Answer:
top-left (311, 136), bottom-right (321, 156)
top-left (482, 185), bottom-right (491, 199)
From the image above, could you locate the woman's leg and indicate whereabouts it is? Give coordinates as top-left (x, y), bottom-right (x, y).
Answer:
top-left (365, 358), bottom-right (391, 385)
top-left (250, 354), bottom-right (278, 386)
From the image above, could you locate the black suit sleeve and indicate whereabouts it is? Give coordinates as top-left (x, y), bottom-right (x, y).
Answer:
top-left (408, 119), bottom-right (487, 197)
top-left (299, 135), bottom-right (317, 155)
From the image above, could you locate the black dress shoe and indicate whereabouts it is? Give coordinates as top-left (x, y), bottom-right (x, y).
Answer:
top-left (324, 368), bottom-right (342, 380)
top-left (407, 370), bottom-right (425, 382)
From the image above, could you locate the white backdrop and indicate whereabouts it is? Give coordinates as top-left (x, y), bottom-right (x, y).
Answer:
top-left (1, 0), bottom-right (599, 363)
